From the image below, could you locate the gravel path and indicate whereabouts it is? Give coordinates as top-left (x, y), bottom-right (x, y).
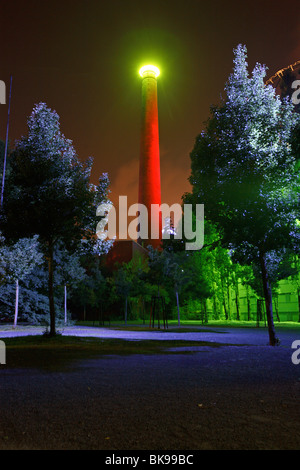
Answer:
top-left (0, 323), bottom-right (297, 346)
top-left (0, 325), bottom-right (300, 450)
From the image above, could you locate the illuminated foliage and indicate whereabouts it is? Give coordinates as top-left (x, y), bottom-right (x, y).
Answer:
top-left (186, 45), bottom-right (300, 344)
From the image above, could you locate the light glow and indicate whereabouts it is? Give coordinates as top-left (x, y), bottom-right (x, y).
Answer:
top-left (139, 65), bottom-right (160, 78)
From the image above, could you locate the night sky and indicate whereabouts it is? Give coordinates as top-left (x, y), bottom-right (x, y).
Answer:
top-left (1, 0), bottom-right (300, 215)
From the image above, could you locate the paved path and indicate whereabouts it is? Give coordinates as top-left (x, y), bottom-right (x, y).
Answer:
top-left (0, 324), bottom-right (299, 347)
top-left (1, 324), bottom-right (300, 450)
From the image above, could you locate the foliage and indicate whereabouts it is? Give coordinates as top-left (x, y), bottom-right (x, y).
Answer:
top-left (0, 233), bottom-right (45, 320)
top-left (185, 44), bottom-right (300, 344)
top-left (2, 103), bottom-right (112, 334)
top-left (0, 233), bottom-right (43, 284)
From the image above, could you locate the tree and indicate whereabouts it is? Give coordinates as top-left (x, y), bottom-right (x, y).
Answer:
top-left (185, 45), bottom-right (300, 345)
top-left (69, 253), bottom-right (107, 322)
top-left (147, 245), bottom-right (211, 325)
top-left (112, 267), bottom-right (133, 325)
top-left (290, 255), bottom-right (300, 321)
top-left (209, 245), bottom-right (234, 320)
top-left (2, 103), bottom-right (112, 335)
top-left (0, 233), bottom-right (43, 326)
top-left (148, 247), bottom-right (183, 325)
top-left (52, 243), bottom-right (87, 324)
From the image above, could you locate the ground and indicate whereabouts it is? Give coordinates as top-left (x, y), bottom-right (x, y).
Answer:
top-left (0, 324), bottom-right (300, 451)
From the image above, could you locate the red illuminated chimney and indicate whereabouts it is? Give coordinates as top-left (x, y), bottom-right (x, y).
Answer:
top-left (138, 65), bottom-right (162, 249)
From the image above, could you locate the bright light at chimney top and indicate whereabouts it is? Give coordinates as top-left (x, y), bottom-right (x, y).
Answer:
top-left (139, 65), bottom-right (160, 78)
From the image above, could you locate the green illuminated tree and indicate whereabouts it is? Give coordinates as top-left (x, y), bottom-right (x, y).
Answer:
top-left (290, 256), bottom-right (300, 321)
top-left (186, 45), bottom-right (300, 345)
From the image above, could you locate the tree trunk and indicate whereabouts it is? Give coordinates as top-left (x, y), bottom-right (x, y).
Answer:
top-left (256, 299), bottom-right (260, 327)
top-left (213, 292), bottom-right (218, 319)
top-left (247, 297), bottom-right (251, 321)
top-left (259, 251), bottom-right (278, 346)
top-left (235, 281), bottom-right (240, 320)
top-left (125, 296), bottom-right (128, 325)
top-left (222, 300), bottom-right (227, 319)
top-left (175, 290), bottom-right (180, 326)
top-left (274, 296), bottom-right (280, 322)
top-left (64, 285), bottom-right (67, 325)
top-left (202, 298), bottom-right (208, 324)
top-left (246, 285), bottom-right (251, 321)
top-left (221, 276), bottom-right (228, 320)
top-left (13, 279), bottom-right (19, 328)
top-left (142, 299), bottom-right (145, 325)
top-left (235, 292), bottom-right (240, 320)
top-left (48, 243), bottom-right (56, 336)
top-left (227, 284), bottom-right (231, 320)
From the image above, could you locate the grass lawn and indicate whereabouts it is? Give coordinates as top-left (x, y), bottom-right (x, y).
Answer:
top-left (2, 334), bottom-right (232, 371)
top-left (75, 319), bottom-right (300, 329)
top-left (4, 334), bottom-right (220, 351)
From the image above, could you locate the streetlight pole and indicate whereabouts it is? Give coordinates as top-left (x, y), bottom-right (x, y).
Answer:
top-left (0, 74), bottom-right (12, 209)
